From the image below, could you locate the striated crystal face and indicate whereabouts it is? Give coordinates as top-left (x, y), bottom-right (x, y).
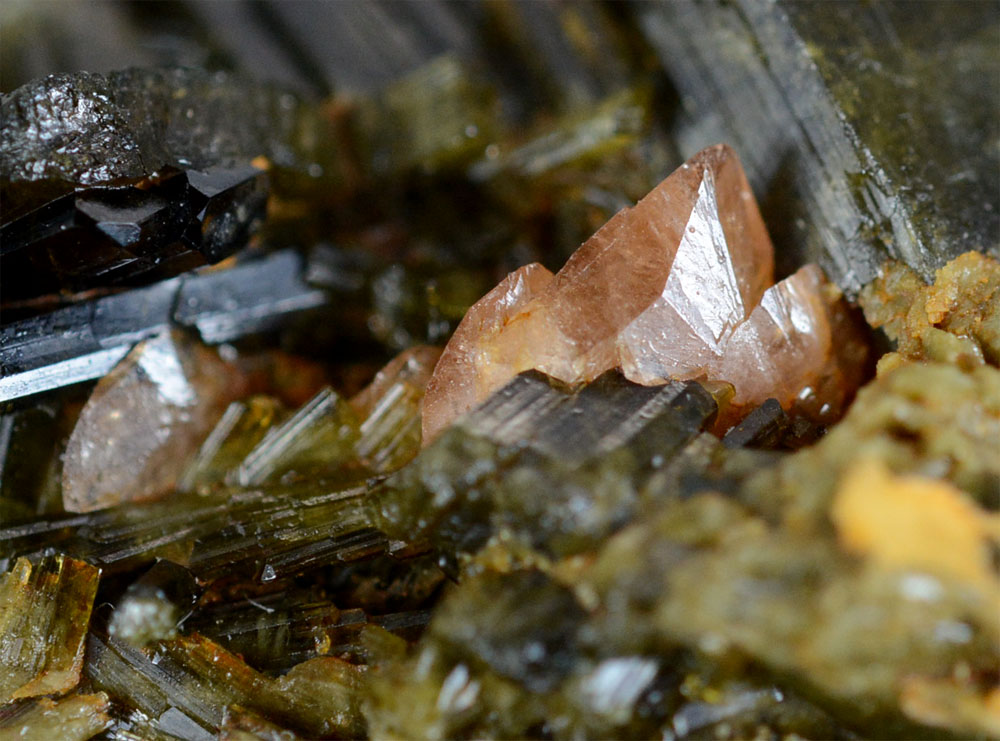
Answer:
top-left (423, 144), bottom-right (866, 442)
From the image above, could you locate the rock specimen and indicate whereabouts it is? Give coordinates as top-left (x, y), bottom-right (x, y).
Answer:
top-left (423, 144), bottom-right (868, 442)
top-left (1, 5), bottom-right (997, 739)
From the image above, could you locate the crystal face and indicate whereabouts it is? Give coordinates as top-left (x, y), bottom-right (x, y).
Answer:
top-left (423, 144), bottom-right (867, 442)
top-left (0, 166), bottom-right (267, 302)
top-left (61, 333), bottom-right (244, 513)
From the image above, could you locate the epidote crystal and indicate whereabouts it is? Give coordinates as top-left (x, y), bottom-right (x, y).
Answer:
top-left (0, 165), bottom-right (267, 302)
top-left (423, 144), bottom-right (867, 442)
top-left (0, 556), bottom-right (100, 703)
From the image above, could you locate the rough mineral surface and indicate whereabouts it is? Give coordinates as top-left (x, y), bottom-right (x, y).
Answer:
top-left (860, 251), bottom-right (1000, 372)
top-left (0, 692), bottom-right (111, 741)
top-left (423, 144), bottom-right (868, 442)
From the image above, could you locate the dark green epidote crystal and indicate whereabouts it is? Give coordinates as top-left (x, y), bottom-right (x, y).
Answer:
top-left (0, 165), bottom-right (267, 301)
top-left (374, 371), bottom-right (718, 563)
top-left (635, 0), bottom-right (1000, 292)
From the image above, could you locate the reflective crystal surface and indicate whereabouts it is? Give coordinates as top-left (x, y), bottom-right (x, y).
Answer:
top-left (424, 144), bottom-right (867, 442)
top-left (1, 166), bottom-right (267, 302)
top-left (61, 333), bottom-right (244, 512)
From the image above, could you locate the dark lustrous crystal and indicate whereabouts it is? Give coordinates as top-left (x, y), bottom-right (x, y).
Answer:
top-left (0, 68), bottom-right (317, 191)
top-left (182, 165), bottom-right (268, 262)
top-left (0, 165), bottom-right (266, 301)
top-left (720, 398), bottom-right (791, 450)
top-left (374, 370), bottom-right (717, 562)
top-left (0, 249), bottom-right (328, 403)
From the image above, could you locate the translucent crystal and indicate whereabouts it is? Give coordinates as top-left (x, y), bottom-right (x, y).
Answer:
top-left (423, 144), bottom-right (868, 442)
top-left (86, 631), bottom-right (364, 738)
top-left (422, 262), bottom-right (556, 444)
top-left (61, 333), bottom-right (244, 512)
top-left (178, 396), bottom-right (288, 494)
top-left (0, 556), bottom-right (100, 703)
top-left (235, 387), bottom-right (361, 487)
top-left (0, 692), bottom-right (111, 739)
top-left (349, 345), bottom-right (442, 473)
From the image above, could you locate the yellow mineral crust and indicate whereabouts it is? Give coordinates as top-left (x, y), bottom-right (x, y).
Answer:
top-left (832, 457), bottom-right (1000, 596)
top-left (860, 251), bottom-right (1000, 372)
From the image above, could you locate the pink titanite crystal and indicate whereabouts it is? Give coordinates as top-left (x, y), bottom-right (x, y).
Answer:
top-left (423, 263), bottom-right (554, 443)
top-left (62, 333), bottom-right (246, 512)
top-left (422, 144), bottom-right (867, 443)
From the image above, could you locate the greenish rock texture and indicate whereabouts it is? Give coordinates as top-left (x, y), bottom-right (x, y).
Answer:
top-left (635, 0), bottom-right (1000, 292)
top-left (1, 3), bottom-right (998, 739)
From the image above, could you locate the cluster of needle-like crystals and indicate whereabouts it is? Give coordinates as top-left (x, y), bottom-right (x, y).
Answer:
top-left (423, 144), bottom-right (867, 441)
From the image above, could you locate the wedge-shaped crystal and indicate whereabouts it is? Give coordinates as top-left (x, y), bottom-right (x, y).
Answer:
top-left (423, 144), bottom-right (867, 441)
top-left (349, 346), bottom-right (441, 474)
top-left (178, 396), bottom-right (288, 494)
top-left (422, 262), bottom-right (557, 445)
top-left (62, 333), bottom-right (244, 513)
top-left (235, 387), bottom-right (361, 486)
top-left (0, 555), bottom-right (100, 703)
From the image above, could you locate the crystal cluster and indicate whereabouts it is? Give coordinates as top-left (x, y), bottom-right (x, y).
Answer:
top-left (1, 3), bottom-right (998, 739)
top-left (424, 144), bottom-right (869, 441)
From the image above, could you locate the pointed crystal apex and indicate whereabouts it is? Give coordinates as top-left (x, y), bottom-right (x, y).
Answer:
top-left (422, 144), bottom-right (864, 443)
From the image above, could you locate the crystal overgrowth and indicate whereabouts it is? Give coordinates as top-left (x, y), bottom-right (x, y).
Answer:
top-left (423, 144), bottom-right (868, 441)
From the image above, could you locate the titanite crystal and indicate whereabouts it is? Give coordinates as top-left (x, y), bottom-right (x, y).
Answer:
top-left (62, 333), bottom-right (245, 512)
top-left (423, 144), bottom-right (867, 441)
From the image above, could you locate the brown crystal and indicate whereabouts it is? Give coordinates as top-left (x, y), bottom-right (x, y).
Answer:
top-left (422, 144), bottom-right (867, 442)
top-left (62, 332), bottom-right (246, 512)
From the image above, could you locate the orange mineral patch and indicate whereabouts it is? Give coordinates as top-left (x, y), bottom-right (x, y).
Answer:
top-left (831, 458), bottom-right (1000, 593)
